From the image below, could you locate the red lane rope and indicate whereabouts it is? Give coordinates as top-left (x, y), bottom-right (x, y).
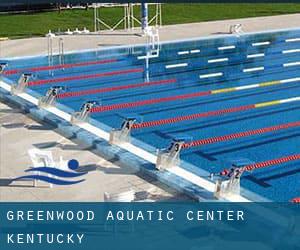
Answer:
top-left (131, 105), bottom-right (255, 129)
top-left (182, 121), bottom-right (300, 148)
top-left (90, 90), bottom-right (213, 113)
top-left (242, 154), bottom-right (300, 172)
top-left (28, 68), bottom-right (143, 86)
top-left (3, 59), bottom-right (117, 75)
top-left (57, 78), bottom-right (177, 99)
top-left (291, 197), bottom-right (300, 203)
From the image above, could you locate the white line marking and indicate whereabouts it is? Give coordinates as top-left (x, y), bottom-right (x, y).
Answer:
top-left (285, 38), bottom-right (300, 42)
top-left (137, 54), bottom-right (159, 60)
top-left (166, 63), bottom-right (188, 69)
top-left (208, 58), bottom-right (228, 63)
top-left (280, 96), bottom-right (300, 103)
top-left (200, 72), bottom-right (223, 78)
top-left (252, 41), bottom-right (270, 46)
top-left (247, 53), bottom-right (265, 58)
top-left (190, 49), bottom-right (200, 54)
top-left (280, 77), bottom-right (300, 83)
top-left (243, 67), bottom-right (264, 73)
top-left (282, 49), bottom-right (300, 54)
top-left (235, 84), bottom-right (260, 90)
top-left (218, 45), bottom-right (235, 50)
top-left (283, 61), bottom-right (300, 67)
top-left (177, 51), bottom-right (189, 55)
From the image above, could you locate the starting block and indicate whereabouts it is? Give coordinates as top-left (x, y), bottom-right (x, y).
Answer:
top-left (11, 73), bottom-right (32, 95)
top-left (0, 62), bottom-right (7, 74)
top-left (214, 158), bottom-right (254, 199)
top-left (38, 86), bottom-right (65, 108)
top-left (109, 114), bottom-right (143, 145)
top-left (71, 101), bottom-right (99, 124)
top-left (156, 135), bottom-right (192, 170)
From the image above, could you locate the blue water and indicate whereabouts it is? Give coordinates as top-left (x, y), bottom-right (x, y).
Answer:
top-left (2, 29), bottom-right (300, 201)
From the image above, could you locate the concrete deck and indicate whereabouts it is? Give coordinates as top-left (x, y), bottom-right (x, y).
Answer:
top-left (0, 14), bottom-right (299, 201)
top-left (0, 14), bottom-right (299, 58)
top-left (0, 101), bottom-right (190, 201)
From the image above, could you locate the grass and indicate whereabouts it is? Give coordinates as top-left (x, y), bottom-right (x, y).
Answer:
top-left (0, 3), bottom-right (300, 39)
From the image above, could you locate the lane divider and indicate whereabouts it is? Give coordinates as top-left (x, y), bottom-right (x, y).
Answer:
top-left (90, 77), bottom-right (300, 113)
top-left (242, 154), bottom-right (300, 172)
top-left (252, 41), bottom-right (270, 46)
top-left (218, 45), bottom-right (235, 50)
top-left (208, 58), bottom-right (228, 63)
top-left (243, 67), bottom-right (264, 73)
top-left (282, 49), bottom-right (300, 54)
top-left (247, 53), bottom-right (265, 58)
top-left (285, 38), bottom-right (300, 42)
top-left (220, 154), bottom-right (300, 176)
top-left (28, 68), bottom-right (143, 86)
top-left (199, 72), bottom-right (223, 78)
top-left (182, 121), bottom-right (300, 148)
top-left (57, 78), bottom-right (177, 99)
top-left (131, 96), bottom-right (300, 129)
top-left (165, 63), bottom-right (188, 69)
top-left (283, 61), bottom-right (300, 67)
top-left (291, 197), bottom-right (300, 203)
top-left (3, 59), bottom-right (118, 75)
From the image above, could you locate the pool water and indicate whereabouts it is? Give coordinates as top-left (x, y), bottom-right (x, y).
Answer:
top-left (2, 28), bottom-right (300, 201)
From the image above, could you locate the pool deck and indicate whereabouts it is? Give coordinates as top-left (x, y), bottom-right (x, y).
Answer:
top-left (0, 101), bottom-right (190, 201)
top-left (0, 14), bottom-right (299, 202)
top-left (1, 13), bottom-right (299, 58)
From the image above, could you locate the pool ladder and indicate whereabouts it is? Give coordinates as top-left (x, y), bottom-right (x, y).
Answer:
top-left (47, 36), bottom-right (65, 75)
top-left (58, 38), bottom-right (65, 69)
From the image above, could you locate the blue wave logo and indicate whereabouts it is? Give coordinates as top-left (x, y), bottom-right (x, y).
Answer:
top-left (13, 159), bottom-right (86, 185)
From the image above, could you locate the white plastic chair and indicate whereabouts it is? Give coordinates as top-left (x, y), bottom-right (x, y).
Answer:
top-left (27, 148), bottom-right (56, 188)
top-left (103, 190), bottom-right (135, 202)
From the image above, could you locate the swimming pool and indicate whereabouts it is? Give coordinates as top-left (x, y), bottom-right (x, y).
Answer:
top-left (1, 28), bottom-right (300, 202)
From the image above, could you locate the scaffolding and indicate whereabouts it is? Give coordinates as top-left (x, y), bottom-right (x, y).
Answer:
top-left (93, 3), bottom-right (162, 32)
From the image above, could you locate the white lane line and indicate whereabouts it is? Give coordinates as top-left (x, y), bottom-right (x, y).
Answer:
top-left (200, 72), bottom-right (223, 79)
top-left (235, 84), bottom-right (260, 90)
top-left (285, 38), bottom-right (300, 43)
top-left (218, 45), bottom-right (235, 50)
top-left (178, 51), bottom-right (189, 55)
top-left (208, 58), bottom-right (228, 63)
top-left (166, 63), bottom-right (188, 69)
top-left (190, 49), bottom-right (200, 54)
top-left (252, 41), bottom-right (270, 46)
top-left (280, 96), bottom-right (300, 103)
top-left (137, 54), bottom-right (159, 60)
top-left (243, 67), bottom-right (264, 73)
top-left (282, 49), bottom-right (300, 54)
top-left (283, 61), bottom-right (300, 67)
top-left (281, 77), bottom-right (300, 83)
top-left (247, 53), bottom-right (265, 58)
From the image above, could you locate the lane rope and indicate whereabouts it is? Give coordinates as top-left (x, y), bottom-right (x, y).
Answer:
top-left (90, 77), bottom-right (300, 113)
top-left (57, 78), bottom-right (177, 98)
top-left (291, 197), bottom-right (300, 203)
top-left (28, 68), bottom-right (143, 86)
top-left (3, 59), bottom-right (118, 75)
top-left (242, 154), bottom-right (300, 172)
top-left (131, 96), bottom-right (300, 129)
top-left (182, 121), bottom-right (300, 148)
